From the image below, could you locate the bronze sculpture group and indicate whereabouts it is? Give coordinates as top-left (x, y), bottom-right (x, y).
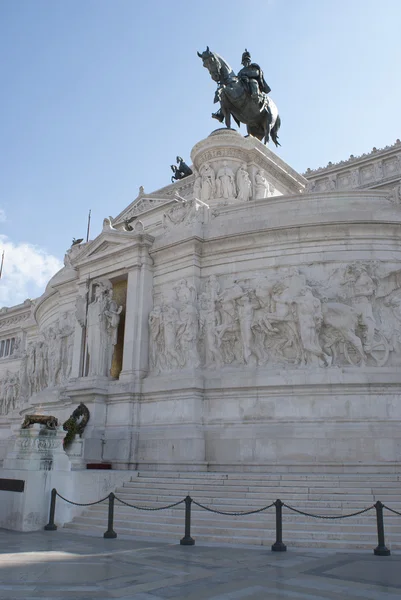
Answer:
top-left (171, 156), bottom-right (193, 183)
top-left (198, 48), bottom-right (281, 146)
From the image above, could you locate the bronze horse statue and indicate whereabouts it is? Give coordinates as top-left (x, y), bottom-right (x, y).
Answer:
top-left (197, 47), bottom-right (281, 146)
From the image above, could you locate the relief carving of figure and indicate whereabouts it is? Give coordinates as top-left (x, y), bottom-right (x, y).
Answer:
top-left (149, 280), bottom-right (199, 372)
top-left (327, 175), bottom-right (336, 191)
top-left (216, 280), bottom-right (244, 363)
top-left (374, 161), bottom-right (383, 180)
top-left (58, 312), bottom-right (74, 381)
top-left (177, 303), bottom-right (200, 368)
top-left (255, 170), bottom-right (273, 199)
top-left (293, 288), bottom-right (330, 366)
top-left (236, 290), bottom-right (260, 364)
top-left (193, 170), bottom-right (202, 199)
top-left (199, 292), bottom-right (223, 368)
top-left (0, 371), bottom-right (20, 415)
top-left (149, 305), bottom-right (164, 372)
top-left (26, 343), bottom-right (36, 397)
top-left (200, 163), bottom-right (215, 202)
top-left (350, 169), bottom-right (359, 188)
top-left (342, 265), bottom-right (377, 352)
top-left (46, 328), bottom-right (61, 387)
top-left (205, 275), bottom-right (221, 302)
top-left (75, 293), bottom-right (88, 328)
top-left (236, 164), bottom-right (252, 202)
top-left (216, 162), bottom-right (236, 199)
top-left (174, 279), bottom-right (196, 304)
top-left (161, 304), bottom-right (182, 369)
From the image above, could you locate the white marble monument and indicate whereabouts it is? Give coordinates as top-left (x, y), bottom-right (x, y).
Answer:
top-left (1, 129), bottom-right (401, 488)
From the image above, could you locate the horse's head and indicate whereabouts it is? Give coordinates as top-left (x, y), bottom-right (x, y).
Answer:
top-left (197, 47), bottom-right (222, 83)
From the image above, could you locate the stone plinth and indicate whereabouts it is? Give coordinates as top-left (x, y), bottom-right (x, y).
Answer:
top-left (3, 424), bottom-right (70, 471)
top-left (190, 129), bottom-right (306, 205)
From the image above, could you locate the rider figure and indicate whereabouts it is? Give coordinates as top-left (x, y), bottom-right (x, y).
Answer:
top-left (212, 49), bottom-right (272, 125)
top-left (237, 49), bottom-right (271, 102)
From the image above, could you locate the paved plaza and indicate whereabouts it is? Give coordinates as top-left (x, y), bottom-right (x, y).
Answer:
top-left (0, 529), bottom-right (400, 599)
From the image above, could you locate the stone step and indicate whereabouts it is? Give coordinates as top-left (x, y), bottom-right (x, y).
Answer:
top-left (125, 479), bottom-right (401, 491)
top-left (64, 470), bottom-right (401, 549)
top-left (113, 490), bottom-right (398, 504)
top-left (133, 475), bottom-right (401, 486)
top-left (70, 515), bottom-right (387, 536)
top-left (113, 491), bottom-right (400, 506)
top-left (74, 509), bottom-right (398, 531)
top-left (135, 471), bottom-right (401, 480)
top-left (109, 497), bottom-right (399, 514)
top-left (118, 483), bottom-right (401, 498)
top-left (83, 505), bottom-right (400, 523)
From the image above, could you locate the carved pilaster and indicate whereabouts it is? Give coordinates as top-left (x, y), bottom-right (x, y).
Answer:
top-left (119, 234), bottom-right (154, 382)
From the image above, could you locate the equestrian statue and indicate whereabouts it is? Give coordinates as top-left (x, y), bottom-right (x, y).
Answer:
top-left (197, 48), bottom-right (281, 146)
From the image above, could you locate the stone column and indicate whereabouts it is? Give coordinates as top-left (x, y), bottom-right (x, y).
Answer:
top-left (70, 281), bottom-right (89, 378)
top-left (119, 234), bottom-right (154, 382)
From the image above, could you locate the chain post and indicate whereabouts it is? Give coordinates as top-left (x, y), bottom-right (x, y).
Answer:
top-left (103, 492), bottom-right (117, 539)
top-left (374, 501), bottom-right (390, 556)
top-left (44, 488), bottom-right (58, 531)
top-left (271, 499), bottom-right (287, 552)
top-left (180, 495), bottom-right (195, 545)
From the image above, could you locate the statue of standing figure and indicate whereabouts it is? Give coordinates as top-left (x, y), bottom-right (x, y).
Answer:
top-left (104, 289), bottom-right (123, 375)
top-left (254, 169), bottom-right (274, 199)
top-left (236, 164), bottom-right (252, 201)
top-left (216, 162), bottom-right (236, 199)
top-left (200, 163), bottom-right (215, 201)
top-left (86, 282), bottom-right (122, 377)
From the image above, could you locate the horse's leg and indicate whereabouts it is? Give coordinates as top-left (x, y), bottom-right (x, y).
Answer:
top-left (264, 119), bottom-right (270, 144)
top-left (270, 115), bottom-right (281, 147)
top-left (220, 97), bottom-right (231, 130)
top-left (224, 108), bottom-right (231, 129)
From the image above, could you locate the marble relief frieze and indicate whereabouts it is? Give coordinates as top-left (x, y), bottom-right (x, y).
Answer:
top-left (149, 263), bottom-right (401, 373)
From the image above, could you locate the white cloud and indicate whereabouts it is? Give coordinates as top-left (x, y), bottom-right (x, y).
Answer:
top-left (0, 235), bottom-right (63, 308)
top-left (0, 209), bottom-right (6, 223)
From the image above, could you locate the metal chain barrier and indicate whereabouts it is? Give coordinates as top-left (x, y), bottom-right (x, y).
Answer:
top-left (383, 504), bottom-right (401, 516)
top-left (56, 491), bottom-right (110, 506)
top-left (114, 494), bottom-right (185, 511)
top-left (44, 486), bottom-right (399, 557)
top-left (192, 499), bottom-right (275, 516)
top-left (282, 502), bottom-right (375, 520)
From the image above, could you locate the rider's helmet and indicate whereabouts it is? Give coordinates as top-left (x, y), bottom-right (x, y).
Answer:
top-left (241, 49), bottom-right (251, 65)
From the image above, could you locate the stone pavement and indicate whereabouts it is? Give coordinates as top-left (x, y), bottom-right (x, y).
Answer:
top-left (0, 529), bottom-right (400, 599)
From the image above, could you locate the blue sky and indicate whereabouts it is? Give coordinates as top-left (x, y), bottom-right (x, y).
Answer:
top-left (1, 0), bottom-right (401, 307)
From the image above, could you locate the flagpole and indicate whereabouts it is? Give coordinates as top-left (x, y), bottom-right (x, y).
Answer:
top-left (0, 251), bottom-right (4, 279)
top-left (86, 209), bottom-right (91, 243)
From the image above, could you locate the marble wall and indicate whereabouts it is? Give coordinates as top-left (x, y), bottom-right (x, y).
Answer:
top-left (1, 130), bottom-right (401, 472)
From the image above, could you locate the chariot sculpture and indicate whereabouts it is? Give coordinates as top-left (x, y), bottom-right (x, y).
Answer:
top-left (198, 48), bottom-right (281, 146)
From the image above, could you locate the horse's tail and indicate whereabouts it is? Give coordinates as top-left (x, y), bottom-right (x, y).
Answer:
top-left (271, 114), bottom-right (281, 147)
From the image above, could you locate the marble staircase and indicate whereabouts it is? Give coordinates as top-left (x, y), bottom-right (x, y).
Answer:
top-left (64, 471), bottom-right (401, 549)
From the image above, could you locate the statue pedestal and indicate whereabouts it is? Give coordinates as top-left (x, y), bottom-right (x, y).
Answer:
top-left (190, 128), bottom-right (305, 205)
top-left (65, 438), bottom-right (86, 470)
top-left (0, 424), bottom-right (72, 531)
top-left (3, 424), bottom-right (71, 471)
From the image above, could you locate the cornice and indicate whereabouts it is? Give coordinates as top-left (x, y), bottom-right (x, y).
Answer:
top-left (304, 139), bottom-right (401, 177)
top-left (0, 300), bottom-right (33, 333)
top-left (112, 177), bottom-right (195, 225)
